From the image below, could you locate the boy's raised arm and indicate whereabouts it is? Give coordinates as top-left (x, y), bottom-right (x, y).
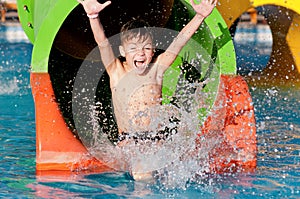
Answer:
top-left (77, 0), bottom-right (116, 71)
top-left (157, 0), bottom-right (217, 72)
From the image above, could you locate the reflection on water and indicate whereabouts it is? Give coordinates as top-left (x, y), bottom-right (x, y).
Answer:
top-left (252, 87), bottom-right (300, 196)
top-left (0, 42), bottom-right (36, 198)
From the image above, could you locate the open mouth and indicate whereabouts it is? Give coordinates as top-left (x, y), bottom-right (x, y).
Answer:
top-left (134, 60), bottom-right (146, 68)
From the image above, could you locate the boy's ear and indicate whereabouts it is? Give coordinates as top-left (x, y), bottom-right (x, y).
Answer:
top-left (119, 45), bottom-right (125, 57)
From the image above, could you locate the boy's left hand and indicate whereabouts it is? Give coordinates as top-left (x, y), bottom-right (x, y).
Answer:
top-left (190, 0), bottom-right (217, 18)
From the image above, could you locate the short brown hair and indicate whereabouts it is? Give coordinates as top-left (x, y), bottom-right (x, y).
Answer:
top-left (120, 18), bottom-right (153, 45)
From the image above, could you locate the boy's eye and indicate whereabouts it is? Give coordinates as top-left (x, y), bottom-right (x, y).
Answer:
top-left (129, 47), bottom-right (136, 50)
top-left (128, 47), bottom-right (137, 51)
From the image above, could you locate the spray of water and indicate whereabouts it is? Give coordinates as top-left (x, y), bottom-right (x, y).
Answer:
top-left (86, 77), bottom-right (224, 189)
top-left (72, 27), bottom-right (222, 188)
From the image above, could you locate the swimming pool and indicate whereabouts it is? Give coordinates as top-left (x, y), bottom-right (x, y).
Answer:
top-left (0, 25), bottom-right (299, 198)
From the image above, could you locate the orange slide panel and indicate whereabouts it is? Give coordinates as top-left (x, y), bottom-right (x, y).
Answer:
top-left (31, 73), bottom-right (113, 174)
top-left (31, 73), bottom-right (257, 175)
top-left (201, 75), bottom-right (257, 173)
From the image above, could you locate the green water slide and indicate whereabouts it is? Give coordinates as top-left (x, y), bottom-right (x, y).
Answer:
top-left (17, 0), bottom-right (236, 142)
top-left (17, 0), bottom-right (236, 73)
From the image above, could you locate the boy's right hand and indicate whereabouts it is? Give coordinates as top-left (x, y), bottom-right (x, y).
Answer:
top-left (77, 0), bottom-right (111, 15)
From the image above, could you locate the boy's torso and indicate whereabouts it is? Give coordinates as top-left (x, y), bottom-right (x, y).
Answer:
top-left (111, 63), bottom-right (163, 132)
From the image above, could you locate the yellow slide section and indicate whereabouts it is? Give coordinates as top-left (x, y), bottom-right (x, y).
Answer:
top-left (217, 0), bottom-right (300, 86)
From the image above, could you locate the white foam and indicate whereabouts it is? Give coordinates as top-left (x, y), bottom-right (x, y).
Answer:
top-left (0, 25), bottom-right (30, 43)
top-left (0, 76), bottom-right (19, 95)
top-left (87, 78), bottom-right (223, 188)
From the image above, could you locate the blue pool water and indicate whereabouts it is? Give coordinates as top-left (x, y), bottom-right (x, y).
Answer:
top-left (0, 24), bottom-right (299, 198)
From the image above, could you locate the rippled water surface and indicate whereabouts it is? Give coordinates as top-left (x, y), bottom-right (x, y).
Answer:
top-left (0, 24), bottom-right (299, 198)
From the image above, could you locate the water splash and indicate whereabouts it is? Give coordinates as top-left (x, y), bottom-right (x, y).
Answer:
top-left (70, 26), bottom-right (222, 188)
top-left (0, 76), bottom-right (19, 95)
top-left (84, 76), bottom-right (225, 189)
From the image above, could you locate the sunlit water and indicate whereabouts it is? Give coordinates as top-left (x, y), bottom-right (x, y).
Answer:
top-left (0, 24), bottom-right (299, 198)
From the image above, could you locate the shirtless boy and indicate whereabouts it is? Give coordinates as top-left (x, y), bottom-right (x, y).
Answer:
top-left (77, 0), bottom-right (217, 179)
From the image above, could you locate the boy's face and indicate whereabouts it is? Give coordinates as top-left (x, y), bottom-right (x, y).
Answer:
top-left (121, 36), bottom-right (154, 75)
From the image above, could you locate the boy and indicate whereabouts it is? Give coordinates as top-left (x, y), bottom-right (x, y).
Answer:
top-left (78, 0), bottom-right (217, 135)
top-left (78, 0), bottom-right (217, 179)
